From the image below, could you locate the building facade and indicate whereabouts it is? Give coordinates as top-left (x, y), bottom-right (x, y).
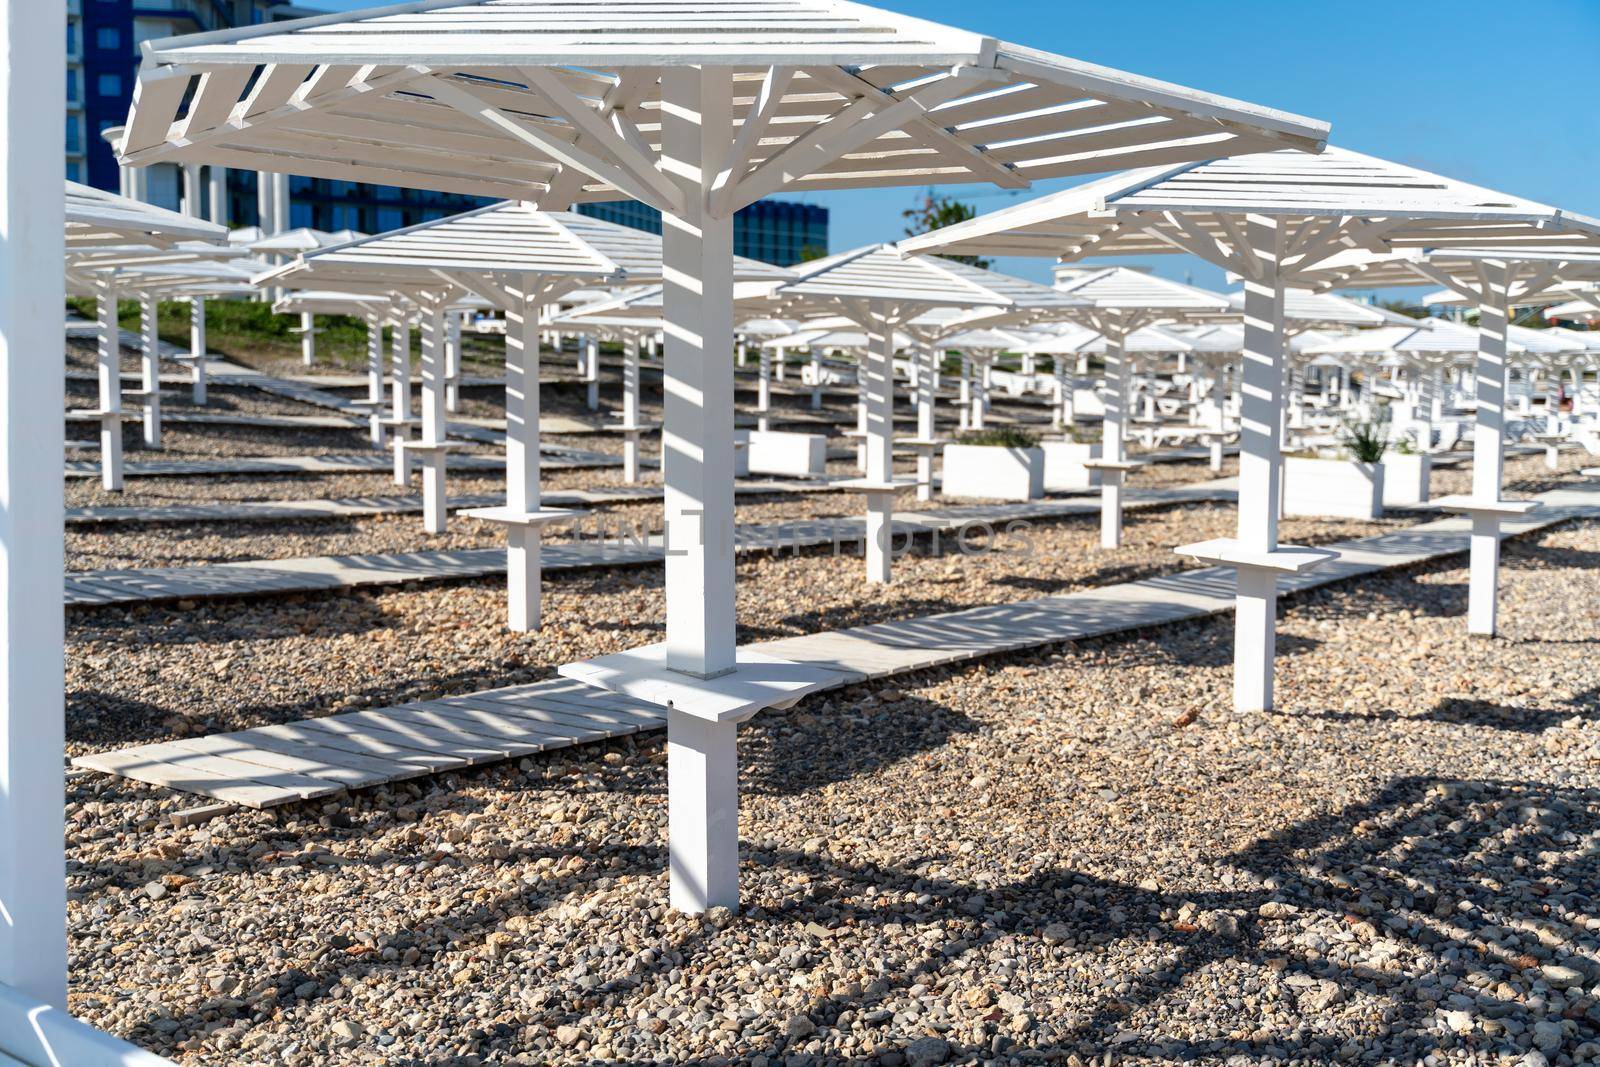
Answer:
top-left (577, 199), bottom-right (828, 267)
top-left (67, 2), bottom-right (828, 263)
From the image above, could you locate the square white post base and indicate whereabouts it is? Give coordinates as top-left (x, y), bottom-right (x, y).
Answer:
top-left (837, 479), bottom-right (915, 584)
top-left (559, 644), bottom-right (849, 914)
top-left (1436, 496), bottom-right (1538, 637)
top-left (399, 442), bottom-right (454, 533)
top-left (1085, 461), bottom-right (1142, 549)
top-left (461, 507), bottom-right (586, 631)
top-left (1176, 539), bottom-right (1338, 713)
top-left (667, 710), bottom-right (740, 913)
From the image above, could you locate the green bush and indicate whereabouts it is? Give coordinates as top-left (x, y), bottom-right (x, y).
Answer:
top-left (1340, 420), bottom-right (1388, 463)
top-left (956, 426), bottom-right (1039, 449)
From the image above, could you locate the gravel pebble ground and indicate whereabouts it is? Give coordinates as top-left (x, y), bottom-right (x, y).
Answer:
top-left (64, 503), bottom-right (1600, 1066)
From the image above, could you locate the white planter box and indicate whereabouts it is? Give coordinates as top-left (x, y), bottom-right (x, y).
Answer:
top-left (1041, 441), bottom-right (1102, 491)
top-left (941, 444), bottom-right (1044, 501)
top-left (1381, 453), bottom-right (1431, 506)
top-left (745, 430), bottom-right (826, 478)
top-left (1283, 456), bottom-right (1384, 519)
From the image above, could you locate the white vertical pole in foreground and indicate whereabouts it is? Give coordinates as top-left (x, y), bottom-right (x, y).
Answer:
top-left (863, 309), bottom-right (895, 583)
top-left (188, 297), bottom-right (207, 404)
top-left (391, 317), bottom-right (412, 486)
top-left (505, 293), bottom-right (542, 630)
top-left (138, 292), bottom-right (161, 448)
top-left (1234, 217), bottom-right (1285, 713)
top-left (418, 304), bottom-right (448, 534)
top-left (207, 165), bottom-right (227, 225)
top-left (582, 333), bottom-right (599, 411)
top-left (661, 65), bottom-right (739, 914)
top-left (622, 335), bottom-right (641, 483)
top-left (1, 0), bottom-right (68, 1005)
top-left (365, 312), bottom-right (386, 449)
top-left (1470, 265), bottom-right (1510, 636)
top-left (1100, 334), bottom-right (1129, 549)
top-left (299, 312), bottom-right (315, 366)
top-left (916, 341), bottom-right (935, 502)
top-left (96, 278), bottom-right (124, 491)
top-left (445, 313), bottom-right (462, 413)
top-left (757, 345), bottom-right (771, 432)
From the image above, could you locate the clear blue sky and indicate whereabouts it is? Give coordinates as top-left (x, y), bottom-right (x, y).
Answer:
top-left (315, 0), bottom-right (1599, 294)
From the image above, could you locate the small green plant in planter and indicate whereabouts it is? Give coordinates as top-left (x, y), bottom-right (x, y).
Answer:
top-left (1339, 420), bottom-right (1389, 463)
top-left (956, 426), bottom-right (1039, 449)
top-left (1392, 435), bottom-right (1418, 456)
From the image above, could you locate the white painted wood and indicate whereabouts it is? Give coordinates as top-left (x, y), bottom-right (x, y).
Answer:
top-left (667, 710), bottom-right (740, 914)
top-left (391, 317), bottom-right (412, 486)
top-left (862, 311), bottom-right (896, 583)
top-left (621, 335), bottom-right (641, 483)
top-left (915, 342), bottom-right (936, 501)
top-left (207, 165), bottom-right (227, 225)
top-left (660, 65), bottom-right (737, 681)
top-left (756, 345), bottom-right (772, 432)
top-left (0, 985), bottom-right (174, 1066)
top-left (745, 431), bottom-right (825, 478)
top-left (505, 292), bottom-right (542, 631)
top-left (1381, 453), bottom-right (1430, 506)
top-left (445, 312), bottom-right (462, 413)
top-left (582, 333), bottom-right (599, 411)
top-left (138, 293), bottom-right (161, 449)
top-left (1041, 441), bottom-right (1100, 492)
top-left (1, 0), bottom-right (68, 1010)
top-left (299, 311), bottom-right (316, 366)
top-left (1101, 335), bottom-right (1129, 548)
top-left (418, 302), bottom-right (449, 534)
top-left (365, 311), bottom-right (386, 448)
top-left (188, 297), bottom-right (207, 404)
top-left (1234, 216), bottom-right (1286, 713)
top-left (1471, 265), bottom-right (1511, 636)
top-left (96, 279), bottom-right (124, 492)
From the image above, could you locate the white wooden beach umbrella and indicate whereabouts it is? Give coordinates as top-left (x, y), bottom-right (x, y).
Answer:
top-left (113, 0), bottom-right (1329, 915)
top-left (1293, 244), bottom-right (1600, 634)
top-left (902, 145), bottom-right (1600, 711)
top-left (261, 202), bottom-right (786, 630)
top-left (1006, 267), bottom-right (1230, 547)
top-left (63, 192), bottom-right (235, 491)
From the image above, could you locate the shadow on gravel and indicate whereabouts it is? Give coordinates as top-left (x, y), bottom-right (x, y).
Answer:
top-left (1296, 685), bottom-right (1600, 735)
top-left (743, 694), bottom-right (977, 798)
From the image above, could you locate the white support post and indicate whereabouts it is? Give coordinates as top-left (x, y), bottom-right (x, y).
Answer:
top-left (809, 352), bottom-right (821, 410)
top-left (1100, 333), bottom-right (1130, 549)
top-left (863, 309), bottom-right (895, 584)
top-left (180, 163), bottom-right (200, 217)
top-left (365, 312), bottom-right (386, 449)
top-left (736, 337), bottom-right (747, 368)
top-left (188, 296), bottom-right (207, 405)
top-left (255, 171), bottom-right (271, 230)
top-left (391, 318), bottom-right (412, 486)
top-left (757, 345), bottom-right (772, 432)
top-left (2, 0), bottom-right (68, 1005)
top-left (299, 311), bottom-right (315, 367)
top-left (971, 357), bottom-right (989, 430)
top-left (622, 334), bottom-right (641, 483)
top-left (1233, 216), bottom-right (1287, 713)
top-left (207, 165), bottom-right (227, 225)
top-left (957, 356), bottom-right (971, 431)
top-left (1210, 362), bottom-right (1226, 471)
top-left (418, 304), bottom-right (448, 534)
top-left (271, 171), bottom-right (290, 233)
top-left (661, 65), bottom-right (739, 915)
top-left (138, 292), bottom-right (161, 449)
top-left (446, 313), bottom-right (463, 413)
top-left (583, 333), bottom-right (598, 411)
top-left (916, 341), bottom-right (936, 502)
top-left (96, 278), bottom-right (124, 491)
top-left (1469, 265), bottom-right (1511, 637)
top-left (505, 293), bottom-right (543, 631)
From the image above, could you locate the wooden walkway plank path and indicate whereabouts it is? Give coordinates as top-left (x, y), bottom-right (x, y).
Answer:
top-left (64, 484), bottom-right (1238, 607)
top-left (73, 481), bottom-right (1600, 808)
top-left (63, 445), bottom-right (621, 480)
top-left (63, 478), bottom-right (848, 526)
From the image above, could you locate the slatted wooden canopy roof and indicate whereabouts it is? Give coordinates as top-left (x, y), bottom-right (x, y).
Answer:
top-left (1008, 320), bottom-right (1194, 355)
top-left (1294, 246), bottom-right (1600, 300)
top-left (1225, 287), bottom-right (1412, 326)
top-left (254, 201), bottom-right (791, 297)
top-left (1302, 318), bottom-right (1582, 358)
top-left (65, 180), bottom-right (227, 249)
top-left (115, 0), bottom-right (1328, 210)
top-left (1048, 265), bottom-right (1230, 314)
top-left (897, 147), bottom-right (1600, 277)
top-left (759, 243), bottom-right (1088, 315)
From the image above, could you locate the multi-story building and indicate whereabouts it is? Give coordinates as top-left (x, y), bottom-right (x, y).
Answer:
top-left (67, 2), bottom-right (828, 264)
top-left (576, 199), bottom-right (829, 267)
